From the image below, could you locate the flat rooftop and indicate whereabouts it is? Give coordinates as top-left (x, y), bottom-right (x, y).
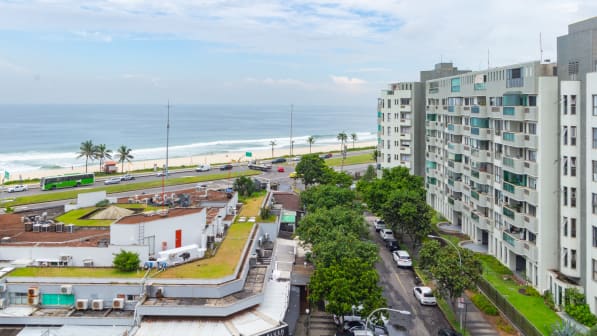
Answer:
top-left (115, 208), bottom-right (203, 224)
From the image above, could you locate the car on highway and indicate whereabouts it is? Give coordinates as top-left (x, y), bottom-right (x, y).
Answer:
top-left (195, 164), bottom-right (211, 172)
top-left (156, 170), bottom-right (169, 177)
top-left (219, 164), bottom-right (234, 171)
top-left (7, 184), bottom-right (28, 193)
top-left (277, 166), bottom-right (285, 172)
top-left (120, 174), bottom-right (135, 181)
top-left (392, 250), bottom-right (412, 268)
top-left (289, 172), bottom-right (298, 178)
top-left (271, 158), bottom-right (287, 164)
top-left (320, 153), bottom-right (333, 159)
top-left (104, 177), bottom-right (122, 185)
top-left (413, 286), bottom-right (437, 305)
top-left (291, 156), bottom-right (301, 162)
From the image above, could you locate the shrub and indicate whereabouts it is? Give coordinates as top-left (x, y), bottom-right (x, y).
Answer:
top-left (113, 250), bottom-right (140, 272)
top-left (564, 288), bottom-right (597, 327)
top-left (471, 292), bottom-right (498, 316)
top-left (550, 320), bottom-right (582, 336)
top-left (496, 316), bottom-right (516, 334)
top-left (523, 285), bottom-right (541, 297)
top-left (544, 290), bottom-right (557, 311)
top-left (95, 199), bottom-right (110, 207)
top-left (4, 206), bottom-right (13, 213)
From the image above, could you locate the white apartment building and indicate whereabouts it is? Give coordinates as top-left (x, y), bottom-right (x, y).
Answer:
top-left (425, 61), bottom-right (559, 291)
top-left (377, 82), bottom-right (424, 175)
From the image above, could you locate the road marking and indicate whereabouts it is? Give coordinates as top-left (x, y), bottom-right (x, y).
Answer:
top-left (394, 272), bottom-right (408, 294)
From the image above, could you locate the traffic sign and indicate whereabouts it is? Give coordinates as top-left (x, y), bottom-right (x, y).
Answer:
top-left (245, 152), bottom-right (253, 157)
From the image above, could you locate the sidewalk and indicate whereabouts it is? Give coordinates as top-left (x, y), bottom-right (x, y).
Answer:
top-left (461, 295), bottom-right (499, 336)
top-left (293, 308), bottom-right (337, 336)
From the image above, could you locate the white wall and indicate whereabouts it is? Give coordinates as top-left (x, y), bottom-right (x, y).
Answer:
top-left (0, 245), bottom-right (148, 267)
top-left (585, 73), bottom-right (597, 314)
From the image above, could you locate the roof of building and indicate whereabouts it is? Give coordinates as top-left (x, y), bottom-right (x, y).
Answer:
top-left (115, 208), bottom-right (204, 225)
top-left (272, 192), bottom-right (300, 212)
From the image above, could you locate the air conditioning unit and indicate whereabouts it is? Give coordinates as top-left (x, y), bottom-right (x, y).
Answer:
top-left (0, 298), bottom-right (5, 309)
top-left (27, 287), bottom-right (39, 297)
top-left (75, 299), bottom-right (88, 310)
top-left (83, 259), bottom-right (94, 267)
top-left (28, 296), bottom-right (39, 305)
top-left (60, 255), bottom-right (72, 262)
top-left (60, 285), bottom-right (72, 295)
top-left (112, 298), bottom-right (124, 310)
top-left (92, 299), bottom-right (103, 311)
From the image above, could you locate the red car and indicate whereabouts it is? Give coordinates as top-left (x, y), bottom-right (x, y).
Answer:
top-left (277, 166), bottom-right (285, 172)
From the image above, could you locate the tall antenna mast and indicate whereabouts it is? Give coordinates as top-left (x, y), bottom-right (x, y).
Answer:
top-left (290, 104), bottom-right (293, 157)
top-left (539, 32), bottom-right (543, 62)
top-left (166, 100), bottom-right (171, 176)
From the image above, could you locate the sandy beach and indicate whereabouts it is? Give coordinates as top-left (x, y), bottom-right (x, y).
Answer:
top-left (13, 141), bottom-right (377, 180)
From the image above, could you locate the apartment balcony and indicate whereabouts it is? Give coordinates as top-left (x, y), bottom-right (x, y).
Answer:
top-left (453, 199), bottom-right (464, 212)
top-left (447, 142), bottom-right (464, 153)
top-left (503, 204), bottom-right (525, 228)
top-left (447, 105), bottom-right (464, 115)
top-left (524, 160), bottom-right (538, 176)
top-left (524, 107), bottom-right (538, 120)
top-left (470, 169), bottom-right (492, 185)
top-left (471, 190), bottom-right (491, 208)
top-left (502, 132), bottom-right (525, 147)
top-left (502, 231), bottom-right (538, 261)
top-left (491, 106), bottom-right (501, 114)
top-left (447, 124), bottom-right (464, 135)
top-left (523, 214), bottom-right (538, 233)
top-left (400, 118), bottom-right (412, 126)
top-left (470, 211), bottom-right (490, 230)
top-left (502, 106), bottom-right (525, 121)
top-left (447, 160), bottom-right (464, 173)
top-left (400, 146), bottom-right (412, 154)
top-left (470, 148), bottom-right (492, 161)
top-left (469, 127), bottom-right (493, 140)
top-left (524, 134), bottom-right (538, 149)
top-left (471, 105), bottom-right (489, 117)
top-left (502, 156), bottom-right (525, 174)
top-left (502, 181), bottom-right (528, 202)
top-left (448, 178), bottom-right (464, 192)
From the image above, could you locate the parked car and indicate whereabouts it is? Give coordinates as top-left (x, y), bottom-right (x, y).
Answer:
top-left (437, 328), bottom-right (462, 336)
top-left (219, 164), bottom-right (234, 171)
top-left (385, 239), bottom-right (399, 252)
top-left (320, 153), bottom-right (333, 159)
top-left (156, 170), bottom-right (169, 177)
top-left (379, 229), bottom-right (395, 241)
top-left (120, 174), bottom-right (135, 181)
top-left (413, 286), bottom-right (437, 305)
top-left (271, 158), bottom-right (287, 164)
top-left (343, 320), bottom-right (366, 332)
top-left (289, 172), bottom-right (298, 178)
top-left (291, 156), bottom-right (301, 161)
top-left (277, 166), bottom-right (285, 172)
top-left (195, 164), bottom-right (211, 172)
top-left (392, 250), bottom-right (412, 268)
top-left (104, 177), bottom-right (121, 185)
top-left (374, 219), bottom-right (386, 232)
top-left (7, 184), bottom-right (28, 193)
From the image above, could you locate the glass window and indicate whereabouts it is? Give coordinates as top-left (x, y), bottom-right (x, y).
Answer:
top-left (593, 95), bottom-right (597, 116)
top-left (563, 126), bottom-right (568, 145)
top-left (571, 250), bottom-right (577, 269)
top-left (563, 156), bottom-right (568, 176)
top-left (593, 259), bottom-right (597, 281)
top-left (593, 226), bottom-right (597, 247)
top-left (571, 218), bottom-right (576, 238)
top-left (563, 95), bottom-right (568, 115)
top-left (571, 157), bottom-right (577, 177)
top-left (571, 95), bottom-right (577, 115)
top-left (571, 126), bottom-right (576, 146)
top-left (593, 194), bottom-right (597, 214)
top-left (563, 248), bottom-right (568, 267)
top-left (571, 187), bottom-right (577, 207)
top-left (451, 78), bottom-right (461, 92)
top-left (563, 187), bottom-right (568, 206)
top-left (563, 217), bottom-right (568, 236)
top-left (593, 161), bottom-right (597, 181)
top-left (593, 128), bottom-right (597, 148)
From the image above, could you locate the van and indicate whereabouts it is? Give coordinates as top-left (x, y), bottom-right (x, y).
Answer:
top-left (196, 164), bottom-right (211, 172)
top-left (392, 250), bottom-right (412, 268)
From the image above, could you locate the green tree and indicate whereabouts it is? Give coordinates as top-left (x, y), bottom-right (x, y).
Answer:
top-left (381, 188), bottom-right (432, 247)
top-left (295, 154), bottom-right (328, 187)
top-left (115, 145), bottom-right (134, 173)
top-left (361, 165), bottom-right (377, 182)
top-left (417, 239), bottom-right (441, 270)
top-left (233, 176), bottom-right (255, 197)
top-left (77, 140), bottom-right (97, 173)
top-left (300, 184), bottom-right (356, 211)
top-left (307, 136), bottom-right (316, 153)
top-left (313, 230), bottom-right (378, 268)
top-left (589, 323), bottom-right (597, 336)
top-left (113, 250), bottom-right (140, 272)
top-left (297, 206), bottom-right (368, 246)
top-left (95, 144), bottom-right (112, 173)
top-left (350, 133), bottom-right (358, 149)
top-left (269, 140), bottom-right (277, 158)
top-left (337, 131), bottom-right (348, 152)
top-left (372, 149), bottom-right (379, 162)
top-left (322, 169), bottom-right (353, 188)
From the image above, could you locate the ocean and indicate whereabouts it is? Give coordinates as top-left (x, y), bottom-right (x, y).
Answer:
top-left (0, 104), bottom-right (376, 173)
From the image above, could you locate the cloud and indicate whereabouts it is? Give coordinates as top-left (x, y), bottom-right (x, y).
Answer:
top-left (245, 77), bottom-right (320, 90)
top-left (0, 57), bottom-right (31, 75)
top-left (122, 74), bottom-right (163, 88)
top-left (330, 75), bottom-right (366, 87)
top-left (73, 30), bottom-right (112, 42)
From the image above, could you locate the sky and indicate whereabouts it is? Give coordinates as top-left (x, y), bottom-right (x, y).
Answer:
top-left (0, 0), bottom-right (595, 105)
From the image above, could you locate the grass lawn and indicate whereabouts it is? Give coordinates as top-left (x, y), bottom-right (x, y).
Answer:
top-left (156, 221), bottom-right (255, 279)
top-left (55, 204), bottom-right (162, 227)
top-left (5, 170), bottom-right (259, 207)
top-left (9, 267), bottom-right (150, 278)
top-left (325, 153), bottom-right (374, 167)
top-left (478, 254), bottom-right (560, 334)
top-left (238, 194), bottom-right (266, 217)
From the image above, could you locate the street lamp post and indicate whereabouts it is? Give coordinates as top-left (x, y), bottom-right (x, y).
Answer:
top-left (305, 308), bottom-right (310, 336)
top-left (365, 307), bottom-right (411, 335)
top-left (427, 234), bottom-right (465, 330)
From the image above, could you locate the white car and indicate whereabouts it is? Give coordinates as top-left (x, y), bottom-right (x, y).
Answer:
top-left (413, 286), bottom-right (437, 305)
top-left (7, 184), bottom-right (28, 193)
top-left (195, 164), bottom-right (211, 172)
top-left (380, 229), bottom-right (395, 241)
top-left (291, 156), bottom-right (301, 162)
top-left (104, 177), bottom-right (121, 185)
top-left (393, 250), bottom-right (412, 268)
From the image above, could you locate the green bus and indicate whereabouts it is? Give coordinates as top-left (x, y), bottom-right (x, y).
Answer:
top-left (40, 173), bottom-right (95, 191)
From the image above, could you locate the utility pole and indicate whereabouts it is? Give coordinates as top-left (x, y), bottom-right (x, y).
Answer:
top-left (290, 104), bottom-right (293, 157)
top-left (166, 100), bottom-right (171, 176)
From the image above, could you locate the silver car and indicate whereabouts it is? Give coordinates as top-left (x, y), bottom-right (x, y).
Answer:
top-left (104, 177), bottom-right (121, 185)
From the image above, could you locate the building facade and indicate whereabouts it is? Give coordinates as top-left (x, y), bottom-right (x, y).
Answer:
top-left (425, 61), bottom-right (559, 291)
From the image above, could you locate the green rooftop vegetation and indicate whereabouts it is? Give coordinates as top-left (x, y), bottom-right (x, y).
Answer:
top-left (9, 266), bottom-right (153, 278)
top-left (325, 153), bottom-right (374, 167)
top-left (55, 204), bottom-right (162, 227)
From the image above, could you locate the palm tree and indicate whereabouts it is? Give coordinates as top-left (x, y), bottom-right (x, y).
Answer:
top-left (95, 144), bottom-right (112, 173)
top-left (350, 133), bottom-right (358, 149)
top-left (337, 131), bottom-right (348, 152)
top-left (372, 149), bottom-right (380, 162)
top-left (115, 145), bottom-right (134, 173)
top-left (269, 140), bottom-right (277, 158)
top-left (77, 140), bottom-right (97, 173)
top-left (307, 136), bottom-right (316, 153)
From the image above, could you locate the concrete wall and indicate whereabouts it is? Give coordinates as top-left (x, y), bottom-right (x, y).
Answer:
top-left (0, 245), bottom-right (148, 267)
top-left (64, 191), bottom-right (108, 212)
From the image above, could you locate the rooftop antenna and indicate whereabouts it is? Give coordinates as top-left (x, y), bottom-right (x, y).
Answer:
top-left (162, 100), bottom-right (172, 206)
top-left (290, 104), bottom-right (293, 157)
top-left (540, 32), bottom-right (544, 62)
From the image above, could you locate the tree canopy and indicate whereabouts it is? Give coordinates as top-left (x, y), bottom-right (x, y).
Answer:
top-left (113, 250), bottom-right (140, 272)
top-left (300, 184), bottom-right (355, 211)
top-left (295, 154), bottom-right (328, 187)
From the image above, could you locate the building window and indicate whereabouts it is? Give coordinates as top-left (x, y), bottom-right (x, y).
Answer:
top-left (571, 250), bottom-right (577, 269)
top-left (571, 218), bottom-right (576, 238)
top-left (563, 248), bottom-right (568, 267)
top-left (593, 259), bottom-right (597, 281)
top-left (593, 226), bottom-right (597, 247)
top-left (563, 217), bottom-right (568, 237)
top-left (571, 126), bottom-right (576, 146)
top-left (593, 95), bottom-right (597, 116)
top-left (563, 187), bottom-right (568, 206)
top-left (563, 126), bottom-right (568, 145)
top-left (563, 156), bottom-right (568, 176)
top-left (451, 78), bottom-right (461, 92)
top-left (593, 194), bottom-right (597, 214)
top-left (593, 128), bottom-right (597, 148)
top-left (563, 95), bottom-right (568, 115)
top-left (593, 161), bottom-right (597, 181)
top-left (571, 95), bottom-right (577, 115)
top-left (571, 157), bottom-right (577, 176)
top-left (528, 123), bottom-right (537, 135)
top-left (571, 187), bottom-right (577, 207)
